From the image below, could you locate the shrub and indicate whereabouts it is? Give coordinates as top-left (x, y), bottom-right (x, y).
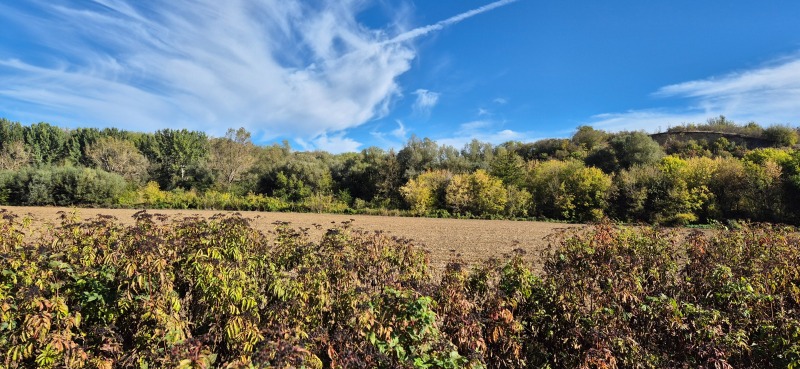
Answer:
top-left (763, 124), bottom-right (799, 147)
top-left (299, 193), bottom-right (349, 213)
top-left (0, 166), bottom-right (126, 206)
top-left (0, 211), bottom-right (798, 368)
top-left (116, 183), bottom-right (293, 212)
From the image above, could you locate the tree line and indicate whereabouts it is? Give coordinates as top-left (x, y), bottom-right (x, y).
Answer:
top-left (1, 116), bottom-right (799, 224)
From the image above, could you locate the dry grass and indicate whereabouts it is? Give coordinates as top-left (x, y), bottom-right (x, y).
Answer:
top-left (1, 206), bottom-right (579, 274)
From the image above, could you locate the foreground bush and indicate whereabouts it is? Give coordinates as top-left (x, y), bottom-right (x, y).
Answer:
top-left (0, 211), bottom-right (798, 368)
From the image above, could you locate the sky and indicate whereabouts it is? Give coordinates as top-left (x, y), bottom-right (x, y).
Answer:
top-left (1, 1), bottom-right (800, 153)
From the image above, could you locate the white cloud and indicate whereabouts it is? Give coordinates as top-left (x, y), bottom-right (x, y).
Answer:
top-left (436, 120), bottom-right (535, 148)
top-left (588, 110), bottom-right (711, 133)
top-left (655, 57), bottom-right (800, 100)
top-left (304, 132), bottom-right (362, 154)
top-left (391, 120), bottom-right (408, 139)
top-left (0, 0), bottom-right (516, 141)
top-left (459, 120), bottom-right (493, 131)
top-left (493, 97), bottom-right (508, 105)
top-left (369, 120), bottom-right (409, 149)
top-left (587, 54), bottom-right (800, 131)
top-left (412, 89), bottom-right (440, 114)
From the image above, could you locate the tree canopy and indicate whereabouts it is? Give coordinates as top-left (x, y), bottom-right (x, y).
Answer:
top-left (1, 117), bottom-right (799, 224)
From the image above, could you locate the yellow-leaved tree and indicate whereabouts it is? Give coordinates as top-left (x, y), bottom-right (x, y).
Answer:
top-left (400, 170), bottom-right (452, 215)
top-left (445, 169), bottom-right (507, 217)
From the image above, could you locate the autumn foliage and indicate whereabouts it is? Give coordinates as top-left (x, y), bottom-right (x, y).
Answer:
top-left (1, 210), bottom-right (799, 368)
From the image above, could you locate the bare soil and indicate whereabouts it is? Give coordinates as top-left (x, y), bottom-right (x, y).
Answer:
top-left (1, 206), bottom-right (581, 274)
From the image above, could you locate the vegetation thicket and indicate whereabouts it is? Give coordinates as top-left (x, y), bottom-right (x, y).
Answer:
top-left (1, 116), bottom-right (800, 225)
top-left (0, 210), bottom-right (798, 368)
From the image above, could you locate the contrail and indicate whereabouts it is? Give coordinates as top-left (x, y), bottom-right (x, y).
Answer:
top-left (384, 0), bottom-right (519, 44)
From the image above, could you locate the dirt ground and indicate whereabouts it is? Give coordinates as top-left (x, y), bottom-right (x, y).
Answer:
top-left (1, 206), bottom-right (584, 273)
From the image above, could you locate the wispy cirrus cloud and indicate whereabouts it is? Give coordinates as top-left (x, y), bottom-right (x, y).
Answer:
top-left (0, 0), bottom-right (517, 150)
top-left (588, 54), bottom-right (800, 131)
top-left (0, 0), bottom-right (411, 140)
top-left (386, 0), bottom-right (518, 44)
top-left (412, 89), bottom-right (440, 114)
top-left (391, 120), bottom-right (409, 140)
top-left (369, 120), bottom-right (409, 149)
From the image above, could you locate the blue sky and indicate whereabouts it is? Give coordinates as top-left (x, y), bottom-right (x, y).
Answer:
top-left (2, 1), bottom-right (800, 153)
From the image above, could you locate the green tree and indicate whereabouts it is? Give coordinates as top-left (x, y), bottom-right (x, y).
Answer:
top-left (527, 160), bottom-right (611, 221)
top-left (23, 122), bottom-right (69, 166)
top-left (375, 149), bottom-right (405, 207)
top-left (763, 124), bottom-right (799, 147)
top-left (742, 160), bottom-right (785, 222)
top-left (490, 146), bottom-right (525, 186)
top-left (65, 127), bottom-right (102, 166)
top-left (518, 138), bottom-right (574, 161)
top-left (397, 135), bottom-right (440, 179)
top-left (238, 142), bottom-right (291, 194)
top-left (437, 144), bottom-right (472, 174)
top-left (609, 164), bottom-right (660, 221)
top-left (612, 156), bottom-right (718, 225)
top-left (258, 152), bottom-right (334, 201)
top-left (587, 131), bottom-right (664, 173)
top-left (272, 171), bottom-right (312, 201)
top-left (571, 125), bottom-right (608, 151)
top-left (146, 129), bottom-right (210, 190)
top-left (584, 145), bottom-right (620, 173)
top-left (331, 146), bottom-right (405, 206)
top-left (460, 139), bottom-right (494, 171)
top-left (784, 149), bottom-right (800, 222)
top-left (611, 131), bottom-right (665, 170)
top-left (0, 118), bottom-right (25, 150)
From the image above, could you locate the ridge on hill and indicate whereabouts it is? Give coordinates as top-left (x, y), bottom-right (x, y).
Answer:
top-left (650, 130), bottom-right (774, 149)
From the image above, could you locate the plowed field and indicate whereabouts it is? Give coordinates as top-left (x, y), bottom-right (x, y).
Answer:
top-left (2, 206), bottom-right (580, 273)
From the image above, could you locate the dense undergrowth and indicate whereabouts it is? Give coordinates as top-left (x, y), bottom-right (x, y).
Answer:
top-left (0, 210), bottom-right (798, 368)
